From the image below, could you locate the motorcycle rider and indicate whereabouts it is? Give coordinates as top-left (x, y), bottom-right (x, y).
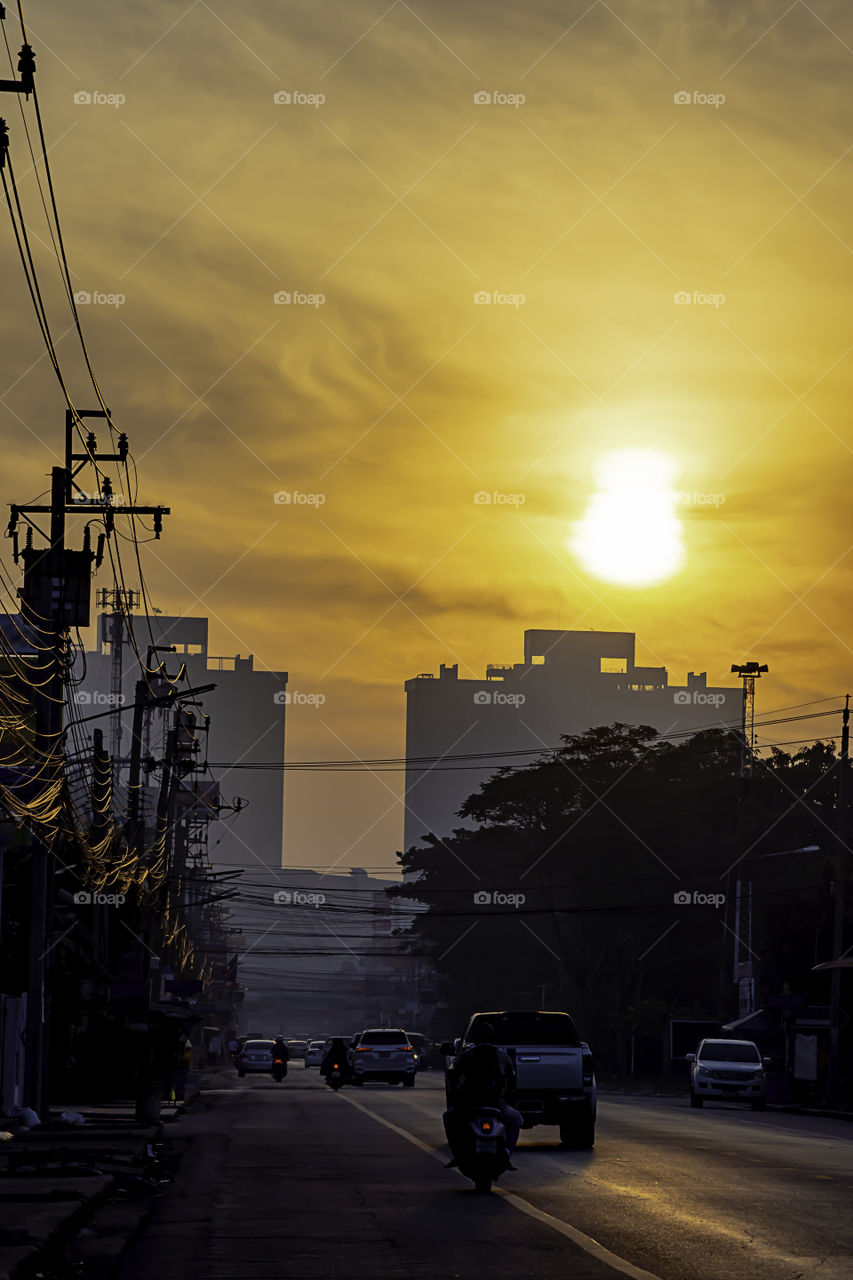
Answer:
top-left (320, 1037), bottom-right (350, 1081)
top-left (272, 1036), bottom-right (290, 1074)
top-left (443, 1021), bottom-right (522, 1165)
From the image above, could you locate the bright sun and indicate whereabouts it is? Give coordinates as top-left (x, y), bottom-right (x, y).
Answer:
top-left (570, 449), bottom-right (684, 586)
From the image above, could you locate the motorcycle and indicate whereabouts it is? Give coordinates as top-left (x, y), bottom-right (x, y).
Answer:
top-left (271, 1055), bottom-right (288, 1082)
top-left (325, 1061), bottom-right (345, 1091)
top-left (447, 1107), bottom-right (512, 1194)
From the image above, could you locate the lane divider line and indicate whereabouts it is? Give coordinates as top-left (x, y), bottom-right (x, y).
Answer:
top-left (338, 1091), bottom-right (664, 1280)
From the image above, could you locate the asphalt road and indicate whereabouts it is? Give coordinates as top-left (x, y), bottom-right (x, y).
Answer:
top-left (108, 1069), bottom-right (853, 1280)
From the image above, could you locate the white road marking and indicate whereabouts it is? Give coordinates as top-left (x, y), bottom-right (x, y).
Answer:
top-left (339, 1091), bottom-right (665, 1280)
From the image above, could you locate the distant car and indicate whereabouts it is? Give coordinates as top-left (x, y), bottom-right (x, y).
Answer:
top-left (286, 1039), bottom-right (308, 1060)
top-left (236, 1039), bottom-right (274, 1077)
top-left (687, 1038), bottom-right (769, 1109)
top-left (305, 1039), bottom-right (327, 1068)
top-left (405, 1032), bottom-right (430, 1070)
top-left (350, 1028), bottom-right (416, 1086)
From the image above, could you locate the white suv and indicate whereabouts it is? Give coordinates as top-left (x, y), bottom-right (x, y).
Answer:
top-left (687, 1038), bottom-right (768, 1110)
top-left (350, 1028), bottom-right (416, 1086)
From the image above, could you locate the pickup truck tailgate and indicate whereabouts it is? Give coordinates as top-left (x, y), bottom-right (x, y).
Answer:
top-left (510, 1044), bottom-right (582, 1089)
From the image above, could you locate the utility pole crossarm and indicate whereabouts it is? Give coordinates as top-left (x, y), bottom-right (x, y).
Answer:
top-left (14, 504), bottom-right (171, 517)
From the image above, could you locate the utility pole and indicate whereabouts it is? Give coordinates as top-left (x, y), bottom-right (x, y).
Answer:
top-left (90, 727), bottom-right (111, 973)
top-left (96, 586), bottom-right (139, 790)
top-left (2, 46), bottom-right (169, 1116)
top-left (22, 466), bottom-right (65, 1114)
top-left (726, 661), bottom-right (768, 1015)
top-left (828, 694), bottom-right (849, 1103)
top-left (10, 417), bottom-right (169, 1114)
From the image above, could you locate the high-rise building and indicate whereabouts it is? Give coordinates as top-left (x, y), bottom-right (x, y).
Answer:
top-left (404, 628), bottom-right (740, 851)
top-left (75, 610), bottom-right (287, 871)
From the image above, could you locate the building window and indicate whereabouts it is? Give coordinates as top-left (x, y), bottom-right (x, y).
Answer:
top-left (601, 657), bottom-right (628, 674)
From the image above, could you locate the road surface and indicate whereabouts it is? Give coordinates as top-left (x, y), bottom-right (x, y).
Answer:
top-left (105, 1070), bottom-right (853, 1280)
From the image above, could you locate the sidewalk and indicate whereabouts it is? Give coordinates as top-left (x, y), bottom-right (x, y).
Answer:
top-left (0, 1074), bottom-right (205, 1280)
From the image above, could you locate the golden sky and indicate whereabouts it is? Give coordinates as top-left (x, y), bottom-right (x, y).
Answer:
top-left (1, 1), bottom-right (852, 871)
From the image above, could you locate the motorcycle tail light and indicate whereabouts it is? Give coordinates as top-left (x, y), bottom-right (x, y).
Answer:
top-left (332, 1063), bottom-right (339, 1069)
top-left (481, 1120), bottom-right (492, 1132)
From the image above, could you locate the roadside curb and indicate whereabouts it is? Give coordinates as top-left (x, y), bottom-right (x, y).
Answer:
top-left (766, 1103), bottom-right (853, 1122)
top-left (598, 1087), bottom-right (853, 1121)
top-left (0, 1107), bottom-right (170, 1280)
top-left (0, 1173), bottom-right (115, 1280)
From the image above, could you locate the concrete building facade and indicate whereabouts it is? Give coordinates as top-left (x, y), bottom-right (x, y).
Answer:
top-left (75, 612), bottom-right (288, 871)
top-left (404, 628), bottom-right (740, 851)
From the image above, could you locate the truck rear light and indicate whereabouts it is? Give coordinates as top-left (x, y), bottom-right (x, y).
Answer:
top-left (582, 1052), bottom-right (595, 1084)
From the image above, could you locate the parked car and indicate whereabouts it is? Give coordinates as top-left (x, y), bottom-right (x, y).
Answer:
top-left (442, 1010), bottom-right (596, 1148)
top-left (286, 1039), bottom-right (309, 1060)
top-left (305, 1039), bottom-right (327, 1068)
top-left (236, 1039), bottom-right (275, 1076)
top-left (350, 1028), bottom-right (416, 1086)
top-left (687, 1038), bottom-right (768, 1109)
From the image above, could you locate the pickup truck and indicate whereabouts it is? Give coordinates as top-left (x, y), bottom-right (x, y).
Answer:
top-left (442, 1010), bottom-right (596, 1148)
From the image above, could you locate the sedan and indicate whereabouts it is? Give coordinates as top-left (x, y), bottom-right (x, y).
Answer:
top-left (236, 1039), bottom-right (274, 1076)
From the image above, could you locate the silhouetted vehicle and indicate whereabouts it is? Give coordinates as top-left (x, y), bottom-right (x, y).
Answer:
top-left (443, 1010), bottom-right (596, 1148)
top-left (271, 1038), bottom-right (289, 1082)
top-left (687, 1039), bottom-right (768, 1109)
top-left (405, 1032), bottom-right (431, 1070)
top-left (286, 1039), bottom-right (308, 1060)
top-left (237, 1039), bottom-right (274, 1077)
top-left (350, 1029), bottom-right (416, 1086)
top-left (446, 1105), bottom-right (513, 1194)
top-left (321, 1037), bottom-right (351, 1088)
top-left (305, 1039), bottom-right (327, 1068)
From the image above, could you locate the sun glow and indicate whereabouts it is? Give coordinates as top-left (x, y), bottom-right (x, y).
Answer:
top-left (570, 450), bottom-right (684, 586)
